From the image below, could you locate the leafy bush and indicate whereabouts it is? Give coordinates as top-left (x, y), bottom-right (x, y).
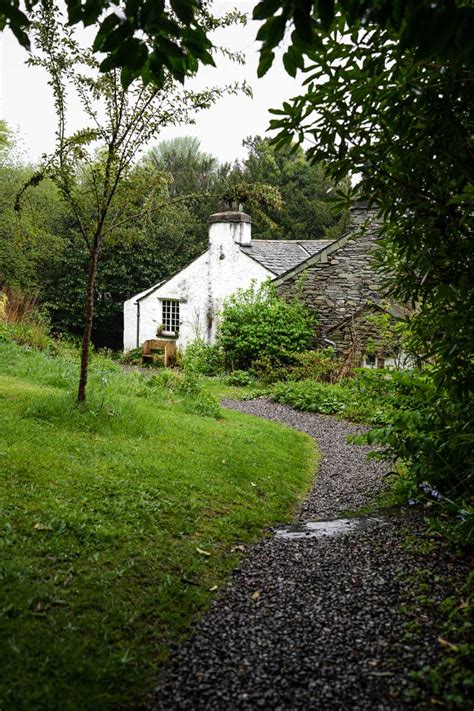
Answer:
top-left (250, 354), bottom-right (292, 384)
top-left (183, 338), bottom-right (224, 376)
top-left (217, 281), bottom-right (316, 371)
top-left (0, 288), bottom-right (67, 355)
top-left (287, 348), bottom-right (342, 383)
top-left (120, 347), bottom-right (143, 365)
top-left (249, 347), bottom-right (343, 385)
top-left (0, 320), bottom-right (53, 352)
top-left (270, 380), bottom-right (350, 415)
top-left (357, 374), bottom-right (473, 500)
top-left (225, 370), bottom-right (256, 387)
top-left (269, 368), bottom-right (397, 422)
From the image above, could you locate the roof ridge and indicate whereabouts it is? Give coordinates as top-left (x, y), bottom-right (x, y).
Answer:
top-left (248, 238), bottom-right (333, 244)
top-left (272, 224), bottom-right (380, 286)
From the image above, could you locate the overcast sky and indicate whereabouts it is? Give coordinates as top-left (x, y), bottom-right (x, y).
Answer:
top-left (0, 0), bottom-right (305, 165)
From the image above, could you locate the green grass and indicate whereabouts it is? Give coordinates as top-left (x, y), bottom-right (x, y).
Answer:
top-left (0, 342), bottom-right (317, 710)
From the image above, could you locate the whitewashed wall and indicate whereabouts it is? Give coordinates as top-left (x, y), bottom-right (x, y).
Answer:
top-left (123, 214), bottom-right (271, 352)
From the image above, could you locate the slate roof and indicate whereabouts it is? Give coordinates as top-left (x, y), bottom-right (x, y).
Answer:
top-left (240, 239), bottom-right (334, 276)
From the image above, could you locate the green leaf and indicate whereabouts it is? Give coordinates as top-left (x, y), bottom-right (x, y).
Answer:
top-left (253, 0), bottom-right (283, 21)
top-left (92, 13), bottom-right (122, 53)
top-left (256, 15), bottom-right (286, 48)
top-left (81, 0), bottom-right (105, 27)
top-left (170, 0), bottom-right (195, 25)
top-left (318, 0), bottom-right (335, 31)
top-left (66, 0), bottom-right (82, 25)
top-left (257, 49), bottom-right (275, 77)
top-left (283, 48), bottom-right (297, 77)
top-left (116, 38), bottom-right (149, 71)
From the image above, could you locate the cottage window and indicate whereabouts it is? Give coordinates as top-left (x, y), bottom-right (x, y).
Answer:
top-left (161, 299), bottom-right (180, 335)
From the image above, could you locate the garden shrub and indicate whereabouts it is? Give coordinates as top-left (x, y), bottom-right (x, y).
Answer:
top-left (270, 380), bottom-right (350, 415)
top-left (225, 370), bottom-right (256, 387)
top-left (120, 347), bottom-right (143, 365)
top-left (0, 288), bottom-right (54, 351)
top-left (217, 281), bottom-right (316, 371)
top-left (268, 368), bottom-right (396, 421)
top-left (183, 338), bottom-right (224, 376)
top-left (250, 347), bottom-right (343, 385)
top-left (287, 348), bottom-right (343, 383)
top-left (250, 354), bottom-right (294, 384)
top-left (356, 371), bottom-right (473, 501)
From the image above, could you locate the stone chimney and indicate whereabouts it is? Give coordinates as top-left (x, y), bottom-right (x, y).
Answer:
top-left (350, 200), bottom-right (381, 227)
top-left (208, 211), bottom-right (252, 248)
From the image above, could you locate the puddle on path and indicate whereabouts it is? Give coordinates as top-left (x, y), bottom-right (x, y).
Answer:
top-left (275, 515), bottom-right (388, 540)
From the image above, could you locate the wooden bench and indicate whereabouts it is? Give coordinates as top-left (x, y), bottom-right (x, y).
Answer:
top-left (141, 338), bottom-right (177, 367)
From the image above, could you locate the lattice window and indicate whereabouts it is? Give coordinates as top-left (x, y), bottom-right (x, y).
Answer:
top-left (161, 300), bottom-right (180, 334)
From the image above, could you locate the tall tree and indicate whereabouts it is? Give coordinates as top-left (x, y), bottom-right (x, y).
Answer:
top-left (266, 18), bottom-right (473, 394)
top-left (254, 3), bottom-right (473, 498)
top-left (0, 120), bottom-right (12, 156)
top-left (19, 3), bottom-right (248, 402)
top-left (230, 136), bottom-right (348, 240)
top-left (143, 136), bottom-right (231, 256)
top-left (0, 128), bottom-right (67, 294)
top-left (146, 136), bottom-right (228, 198)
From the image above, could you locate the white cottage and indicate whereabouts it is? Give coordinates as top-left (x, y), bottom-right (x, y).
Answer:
top-left (123, 210), bottom-right (332, 352)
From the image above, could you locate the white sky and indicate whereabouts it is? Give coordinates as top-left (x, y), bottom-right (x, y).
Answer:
top-left (0, 1), bottom-right (305, 165)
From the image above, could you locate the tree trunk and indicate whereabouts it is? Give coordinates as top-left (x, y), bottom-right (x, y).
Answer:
top-left (77, 245), bottom-right (100, 402)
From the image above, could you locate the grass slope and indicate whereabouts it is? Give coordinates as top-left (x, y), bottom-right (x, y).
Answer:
top-left (0, 343), bottom-right (316, 710)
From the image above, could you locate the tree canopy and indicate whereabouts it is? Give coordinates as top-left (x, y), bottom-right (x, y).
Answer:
top-left (2, 0), bottom-right (245, 88)
top-left (3, 1), bottom-right (473, 88)
top-left (230, 136), bottom-right (348, 240)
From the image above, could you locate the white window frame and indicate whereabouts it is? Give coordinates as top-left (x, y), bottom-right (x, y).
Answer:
top-left (161, 299), bottom-right (180, 336)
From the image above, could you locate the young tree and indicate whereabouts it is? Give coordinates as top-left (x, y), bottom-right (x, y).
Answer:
top-left (40, 163), bottom-right (206, 348)
top-left (19, 4), bottom-right (248, 402)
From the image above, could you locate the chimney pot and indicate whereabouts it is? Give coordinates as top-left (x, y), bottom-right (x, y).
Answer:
top-left (208, 210), bottom-right (252, 247)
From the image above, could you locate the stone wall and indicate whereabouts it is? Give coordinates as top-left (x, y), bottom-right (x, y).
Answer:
top-left (275, 226), bottom-right (387, 356)
top-left (327, 306), bottom-right (397, 367)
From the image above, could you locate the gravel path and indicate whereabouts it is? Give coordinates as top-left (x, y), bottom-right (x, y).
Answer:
top-left (221, 398), bottom-right (387, 520)
top-left (152, 398), bottom-right (465, 710)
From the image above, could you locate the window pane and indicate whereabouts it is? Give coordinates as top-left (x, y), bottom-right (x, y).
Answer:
top-left (162, 300), bottom-right (179, 334)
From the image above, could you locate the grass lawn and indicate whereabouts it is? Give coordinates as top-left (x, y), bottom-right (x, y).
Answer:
top-left (0, 342), bottom-right (317, 710)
